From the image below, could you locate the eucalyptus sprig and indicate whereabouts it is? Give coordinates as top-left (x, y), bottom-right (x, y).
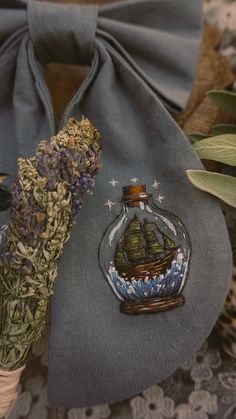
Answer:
top-left (187, 90), bottom-right (236, 208)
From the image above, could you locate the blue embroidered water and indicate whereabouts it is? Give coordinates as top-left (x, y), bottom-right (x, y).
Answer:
top-left (108, 250), bottom-right (189, 301)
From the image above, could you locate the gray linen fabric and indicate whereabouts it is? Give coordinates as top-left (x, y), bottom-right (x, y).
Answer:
top-left (0, 0), bottom-right (232, 408)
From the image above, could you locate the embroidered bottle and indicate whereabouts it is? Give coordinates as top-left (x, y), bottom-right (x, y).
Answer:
top-left (99, 185), bottom-right (191, 314)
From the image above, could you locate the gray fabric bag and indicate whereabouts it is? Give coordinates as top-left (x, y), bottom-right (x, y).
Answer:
top-left (0, 0), bottom-right (232, 408)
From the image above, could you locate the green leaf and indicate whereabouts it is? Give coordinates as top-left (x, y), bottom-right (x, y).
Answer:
top-left (193, 134), bottom-right (236, 166)
top-left (188, 133), bottom-right (211, 144)
top-left (186, 170), bottom-right (236, 207)
top-left (211, 124), bottom-right (236, 136)
top-left (207, 90), bottom-right (236, 116)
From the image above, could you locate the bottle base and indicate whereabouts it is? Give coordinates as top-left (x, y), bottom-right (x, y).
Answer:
top-left (120, 294), bottom-right (185, 314)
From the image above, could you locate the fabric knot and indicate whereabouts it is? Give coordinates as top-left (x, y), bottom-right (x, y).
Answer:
top-left (28, 0), bottom-right (98, 65)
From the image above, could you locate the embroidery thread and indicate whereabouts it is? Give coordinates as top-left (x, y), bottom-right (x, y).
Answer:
top-left (99, 185), bottom-right (191, 314)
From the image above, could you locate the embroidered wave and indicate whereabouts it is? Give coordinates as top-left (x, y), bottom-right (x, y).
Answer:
top-left (108, 250), bottom-right (189, 301)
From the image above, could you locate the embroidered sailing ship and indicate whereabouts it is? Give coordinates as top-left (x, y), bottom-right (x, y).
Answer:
top-left (115, 215), bottom-right (178, 280)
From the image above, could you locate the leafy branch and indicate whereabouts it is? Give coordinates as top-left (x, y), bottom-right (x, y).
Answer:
top-left (187, 90), bottom-right (236, 208)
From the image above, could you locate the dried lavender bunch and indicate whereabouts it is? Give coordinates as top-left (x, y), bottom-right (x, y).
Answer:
top-left (0, 117), bottom-right (101, 370)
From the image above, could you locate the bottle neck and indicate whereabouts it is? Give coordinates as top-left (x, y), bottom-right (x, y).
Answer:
top-left (123, 197), bottom-right (151, 208)
top-left (123, 200), bottom-right (152, 213)
top-left (121, 185), bottom-right (151, 207)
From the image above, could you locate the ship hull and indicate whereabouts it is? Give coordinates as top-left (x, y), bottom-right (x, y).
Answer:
top-left (117, 249), bottom-right (177, 280)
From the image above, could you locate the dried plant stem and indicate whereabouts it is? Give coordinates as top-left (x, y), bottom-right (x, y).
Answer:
top-left (0, 118), bottom-right (101, 375)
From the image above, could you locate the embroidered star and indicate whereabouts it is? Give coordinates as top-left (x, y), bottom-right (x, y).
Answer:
top-left (151, 179), bottom-right (160, 189)
top-left (130, 177), bottom-right (139, 183)
top-left (104, 199), bottom-right (115, 211)
top-left (109, 178), bottom-right (119, 187)
top-left (156, 194), bottom-right (165, 203)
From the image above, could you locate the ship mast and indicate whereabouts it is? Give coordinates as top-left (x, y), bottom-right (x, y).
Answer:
top-left (143, 220), bottom-right (164, 258)
top-left (113, 185), bottom-right (179, 282)
top-left (123, 215), bottom-right (146, 263)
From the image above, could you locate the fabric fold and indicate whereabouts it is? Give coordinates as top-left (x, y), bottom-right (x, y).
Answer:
top-left (0, 0), bottom-right (203, 176)
top-left (28, 1), bottom-right (99, 64)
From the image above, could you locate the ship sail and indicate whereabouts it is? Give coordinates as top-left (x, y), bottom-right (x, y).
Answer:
top-left (164, 235), bottom-right (177, 250)
top-left (115, 216), bottom-right (177, 265)
top-left (123, 215), bottom-right (146, 263)
top-left (114, 215), bottom-right (179, 280)
top-left (143, 220), bottom-right (164, 257)
top-left (115, 238), bottom-right (127, 267)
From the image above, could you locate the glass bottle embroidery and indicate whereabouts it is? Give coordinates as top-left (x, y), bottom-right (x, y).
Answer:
top-left (99, 185), bottom-right (191, 314)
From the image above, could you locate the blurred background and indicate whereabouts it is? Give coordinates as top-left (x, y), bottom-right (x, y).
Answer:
top-left (2, 0), bottom-right (236, 418)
